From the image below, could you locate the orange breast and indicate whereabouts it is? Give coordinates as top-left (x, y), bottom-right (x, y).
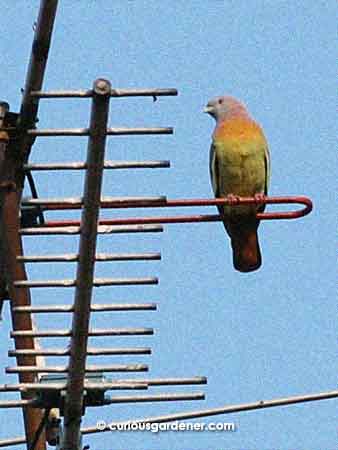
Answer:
top-left (214, 116), bottom-right (264, 143)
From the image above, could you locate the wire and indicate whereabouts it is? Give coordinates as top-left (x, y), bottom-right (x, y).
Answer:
top-left (25, 170), bottom-right (45, 224)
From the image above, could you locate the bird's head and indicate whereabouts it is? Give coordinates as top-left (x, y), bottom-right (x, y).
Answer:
top-left (204, 95), bottom-right (248, 121)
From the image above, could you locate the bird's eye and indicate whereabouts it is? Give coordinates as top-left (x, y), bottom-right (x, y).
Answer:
top-left (218, 99), bottom-right (223, 104)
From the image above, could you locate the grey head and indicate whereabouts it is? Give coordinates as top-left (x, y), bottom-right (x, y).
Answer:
top-left (204, 95), bottom-right (248, 121)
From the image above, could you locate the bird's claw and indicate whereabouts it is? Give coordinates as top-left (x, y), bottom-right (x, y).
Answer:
top-left (254, 193), bottom-right (266, 205)
top-left (226, 194), bottom-right (241, 206)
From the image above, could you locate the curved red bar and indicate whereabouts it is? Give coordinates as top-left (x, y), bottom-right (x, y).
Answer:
top-left (41, 196), bottom-right (313, 228)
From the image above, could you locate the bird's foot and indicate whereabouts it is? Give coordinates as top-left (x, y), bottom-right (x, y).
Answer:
top-left (254, 193), bottom-right (266, 206)
top-left (226, 194), bottom-right (241, 206)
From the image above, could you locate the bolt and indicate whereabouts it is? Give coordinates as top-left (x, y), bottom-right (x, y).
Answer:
top-left (94, 79), bottom-right (111, 96)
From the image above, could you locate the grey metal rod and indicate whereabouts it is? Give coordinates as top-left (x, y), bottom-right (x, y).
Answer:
top-left (82, 389), bottom-right (338, 435)
top-left (21, 195), bottom-right (166, 206)
top-left (17, 252), bottom-right (161, 262)
top-left (14, 366), bottom-right (149, 375)
top-left (27, 127), bottom-right (173, 136)
top-left (0, 392), bottom-right (204, 405)
top-left (7, 389), bottom-right (335, 448)
top-left (115, 377), bottom-right (208, 386)
top-left (13, 303), bottom-right (157, 313)
top-left (104, 392), bottom-right (205, 404)
top-left (30, 87), bottom-right (178, 98)
top-left (0, 378), bottom-right (206, 391)
top-left (8, 347), bottom-right (151, 357)
top-left (13, 277), bottom-right (158, 288)
top-left (0, 437), bottom-right (26, 448)
top-left (24, 160), bottom-right (170, 170)
top-left (6, 364), bottom-right (149, 374)
top-left (11, 328), bottom-right (154, 337)
top-left (0, 399), bottom-right (35, 408)
top-left (20, 224), bottom-right (163, 235)
top-left (0, 382), bottom-right (148, 392)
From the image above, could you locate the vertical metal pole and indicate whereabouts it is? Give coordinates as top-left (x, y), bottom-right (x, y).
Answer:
top-left (19, 0), bottom-right (58, 129)
top-left (0, 103), bottom-right (47, 449)
top-left (62, 79), bottom-right (111, 450)
top-left (0, 2), bottom-right (58, 448)
top-left (15, 0), bottom-right (58, 199)
top-left (0, 102), bottom-right (10, 308)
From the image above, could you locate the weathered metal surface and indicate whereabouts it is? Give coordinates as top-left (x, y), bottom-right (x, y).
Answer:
top-left (17, 252), bottom-right (161, 262)
top-left (30, 87), bottom-right (178, 98)
top-left (20, 195), bottom-right (313, 219)
top-left (8, 347), bottom-right (152, 356)
top-left (25, 160), bottom-right (170, 170)
top-left (27, 126), bottom-right (173, 136)
top-left (115, 377), bottom-right (207, 386)
top-left (80, 389), bottom-right (338, 435)
top-left (6, 364), bottom-right (149, 374)
top-left (0, 382), bottom-right (149, 392)
top-left (20, 224), bottom-right (163, 234)
top-left (104, 392), bottom-right (205, 404)
top-left (14, 277), bottom-right (158, 288)
top-left (11, 328), bottom-right (154, 337)
top-left (13, 303), bottom-right (157, 313)
top-left (1, 0), bottom-right (58, 447)
top-left (21, 195), bottom-right (167, 207)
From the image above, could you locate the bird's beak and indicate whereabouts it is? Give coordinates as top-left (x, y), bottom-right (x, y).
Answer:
top-left (203, 106), bottom-right (213, 114)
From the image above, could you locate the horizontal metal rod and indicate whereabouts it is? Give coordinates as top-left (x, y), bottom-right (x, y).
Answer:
top-left (0, 437), bottom-right (26, 448)
top-left (24, 160), bottom-right (170, 170)
top-left (11, 328), bottom-right (154, 337)
top-left (113, 377), bottom-right (207, 386)
top-left (7, 387), bottom-right (335, 448)
top-left (13, 277), bottom-right (158, 288)
top-left (0, 399), bottom-right (35, 408)
top-left (8, 347), bottom-right (151, 357)
top-left (0, 377), bottom-right (205, 392)
top-left (20, 224), bottom-right (163, 235)
top-left (82, 389), bottom-right (338, 435)
top-left (104, 392), bottom-right (205, 404)
top-left (13, 303), bottom-right (157, 313)
top-left (0, 392), bottom-right (205, 407)
top-left (21, 195), bottom-right (166, 208)
top-left (30, 88), bottom-right (178, 98)
top-left (45, 216), bottom-right (218, 227)
top-left (17, 252), bottom-right (161, 262)
top-left (26, 127), bottom-right (173, 136)
top-left (0, 382), bottom-right (148, 392)
top-left (6, 364), bottom-right (148, 374)
top-left (21, 195), bottom-right (313, 220)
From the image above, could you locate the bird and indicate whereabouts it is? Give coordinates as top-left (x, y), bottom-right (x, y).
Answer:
top-left (204, 95), bottom-right (270, 272)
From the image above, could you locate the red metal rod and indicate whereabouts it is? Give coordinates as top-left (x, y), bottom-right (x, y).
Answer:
top-left (42, 196), bottom-right (313, 228)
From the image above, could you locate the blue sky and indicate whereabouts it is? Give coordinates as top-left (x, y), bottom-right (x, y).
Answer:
top-left (0, 1), bottom-right (336, 449)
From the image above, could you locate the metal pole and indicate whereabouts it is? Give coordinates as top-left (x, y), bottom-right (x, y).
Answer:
top-left (30, 87), bottom-right (178, 98)
top-left (12, 303), bottom-right (157, 313)
top-left (24, 160), bottom-right (170, 170)
top-left (25, 126), bottom-right (173, 136)
top-left (1, 2), bottom-right (58, 448)
top-left (81, 389), bottom-right (338, 434)
top-left (19, 0), bottom-right (58, 130)
top-left (21, 195), bottom-right (313, 219)
top-left (0, 123), bottom-right (46, 448)
top-left (17, 252), bottom-right (161, 262)
top-left (62, 78), bottom-right (111, 450)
